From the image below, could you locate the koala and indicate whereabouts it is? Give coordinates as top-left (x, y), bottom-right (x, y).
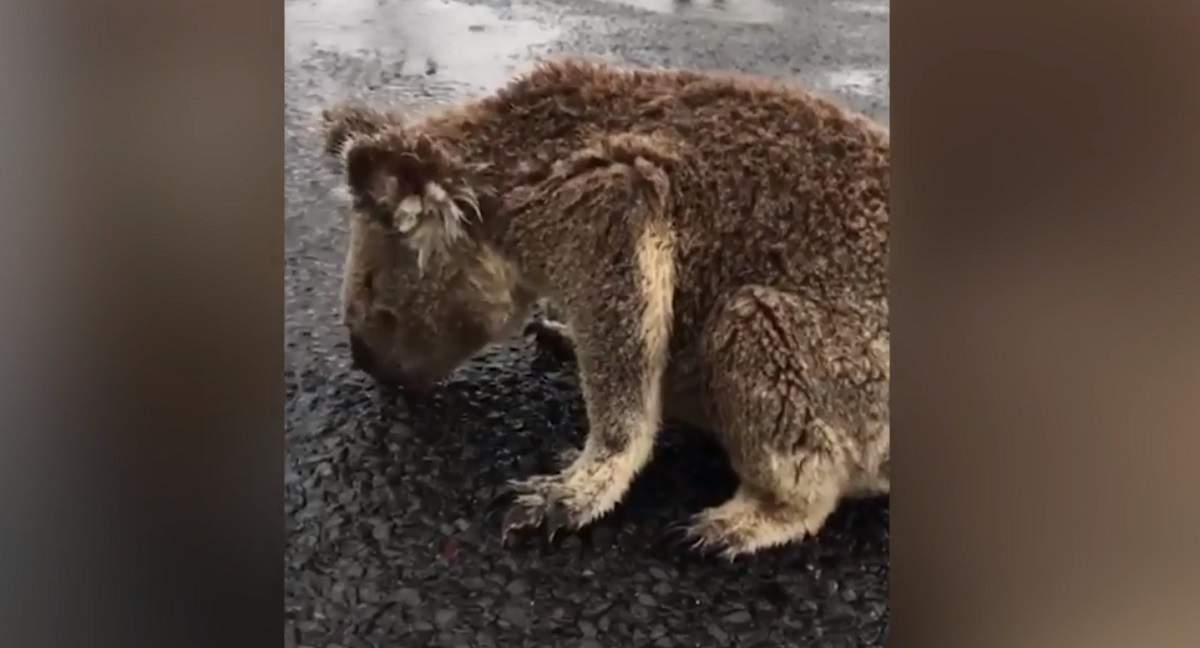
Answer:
top-left (320, 58), bottom-right (889, 558)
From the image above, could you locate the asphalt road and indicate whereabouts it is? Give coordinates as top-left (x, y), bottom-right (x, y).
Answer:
top-left (284, 1), bottom-right (890, 646)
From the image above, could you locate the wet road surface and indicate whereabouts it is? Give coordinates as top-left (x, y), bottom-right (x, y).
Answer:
top-left (285, 1), bottom-right (889, 646)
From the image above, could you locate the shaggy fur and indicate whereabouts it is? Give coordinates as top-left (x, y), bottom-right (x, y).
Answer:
top-left (321, 58), bottom-right (890, 558)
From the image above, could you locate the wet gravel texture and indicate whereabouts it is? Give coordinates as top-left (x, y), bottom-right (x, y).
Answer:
top-left (285, 0), bottom-right (889, 646)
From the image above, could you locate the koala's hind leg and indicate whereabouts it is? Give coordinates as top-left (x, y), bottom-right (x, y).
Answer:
top-left (685, 285), bottom-right (889, 559)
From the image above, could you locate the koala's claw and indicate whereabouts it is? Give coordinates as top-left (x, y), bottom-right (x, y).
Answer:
top-left (681, 494), bottom-right (820, 561)
top-left (485, 487), bottom-right (518, 517)
top-left (543, 500), bottom-right (571, 542)
top-left (681, 518), bottom-right (748, 562)
top-left (500, 498), bottom-right (543, 546)
top-left (500, 476), bottom-right (582, 547)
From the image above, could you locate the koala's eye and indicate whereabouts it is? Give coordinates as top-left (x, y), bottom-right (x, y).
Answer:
top-left (373, 309), bottom-right (398, 330)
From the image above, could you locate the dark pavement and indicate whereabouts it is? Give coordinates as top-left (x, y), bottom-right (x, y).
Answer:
top-left (285, 1), bottom-right (889, 646)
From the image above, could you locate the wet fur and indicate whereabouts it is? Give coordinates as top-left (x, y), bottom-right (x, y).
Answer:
top-left (323, 58), bottom-right (890, 558)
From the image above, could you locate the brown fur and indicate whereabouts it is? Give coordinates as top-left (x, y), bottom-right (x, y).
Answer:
top-left (321, 58), bottom-right (889, 558)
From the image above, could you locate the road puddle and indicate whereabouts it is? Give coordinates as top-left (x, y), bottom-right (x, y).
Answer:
top-left (823, 67), bottom-right (887, 99)
top-left (286, 0), bottom-right (561, 91)
top-left (596, 0), bottom-right (784, 25)
top-left (833, 1), bottom-right (889, 17)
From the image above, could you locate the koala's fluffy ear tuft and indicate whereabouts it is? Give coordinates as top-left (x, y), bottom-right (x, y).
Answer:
top-left (405, 177), bottom-right (481, 273)
top-left (321, 103), bottom-right (404, 159)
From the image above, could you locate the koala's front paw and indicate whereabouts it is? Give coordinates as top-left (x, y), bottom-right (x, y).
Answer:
top-left (501, 474), bottom-right (585, 546)
top-left (500, 450), bottom-right (626, 547)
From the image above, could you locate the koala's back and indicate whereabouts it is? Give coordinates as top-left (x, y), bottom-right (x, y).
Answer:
top-left (426, 58), bottom-right (889, 362)
top-left (442, 61), bottom-right (886, 266)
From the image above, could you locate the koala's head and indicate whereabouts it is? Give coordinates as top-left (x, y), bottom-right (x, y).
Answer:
top-left (322, 104), bottom-right (532, 392)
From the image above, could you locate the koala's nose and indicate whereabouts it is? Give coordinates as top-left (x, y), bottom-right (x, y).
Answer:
top-left (349, 332), bottom-right (376, 373)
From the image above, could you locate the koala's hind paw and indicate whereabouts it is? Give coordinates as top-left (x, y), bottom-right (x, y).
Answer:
top-left (682, 487), bottom-right (827, 561)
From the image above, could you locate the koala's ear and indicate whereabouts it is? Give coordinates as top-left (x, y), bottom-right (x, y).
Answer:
top-left (343, 139), bottom-right (401, 208)
top-left (337, 128), bottom-right (483, 272)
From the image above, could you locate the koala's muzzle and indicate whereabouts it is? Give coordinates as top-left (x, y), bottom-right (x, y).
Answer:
top-left (348, 331), bottom-right (432, 394)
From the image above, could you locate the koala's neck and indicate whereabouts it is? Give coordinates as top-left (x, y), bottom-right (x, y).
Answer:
top-left (466, 194), bottom-right (550, 300)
